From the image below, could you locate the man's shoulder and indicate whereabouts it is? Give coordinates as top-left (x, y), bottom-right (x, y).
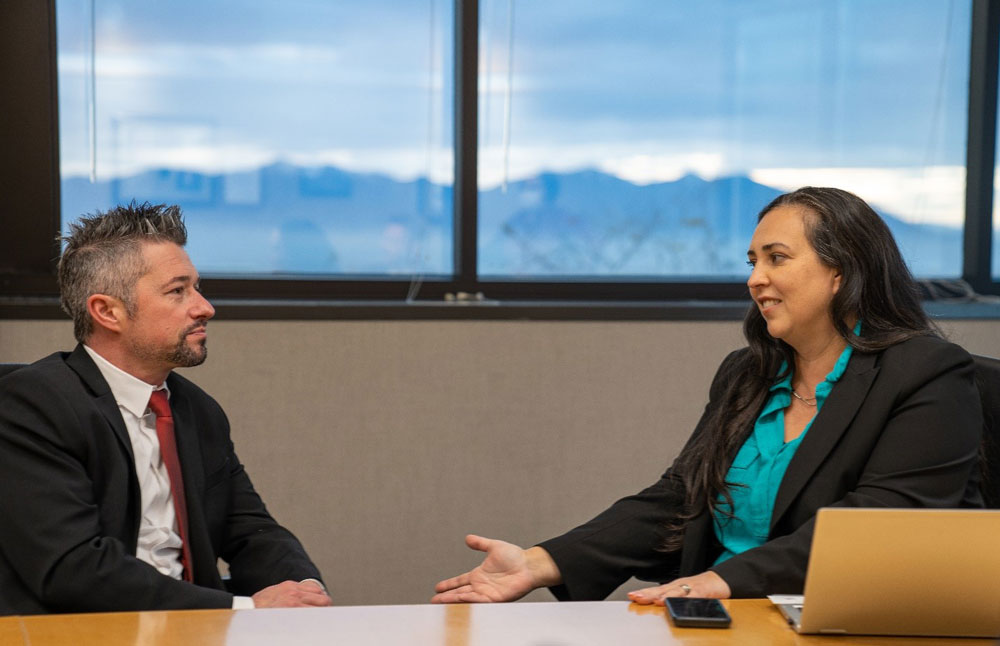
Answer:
top-left (0, 351), bottom-right (78, 392)
top-left (21, 350), bottom-right (74, 371)
top-left (0, 351), bottom-right (98, 442)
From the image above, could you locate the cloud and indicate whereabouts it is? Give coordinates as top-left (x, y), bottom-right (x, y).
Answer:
top-left (750, 166), bottom-right (966, 227)
top-left (598, 153), bottom-right (726, 185)
top-left (58, 42), bottom-right (343, 80)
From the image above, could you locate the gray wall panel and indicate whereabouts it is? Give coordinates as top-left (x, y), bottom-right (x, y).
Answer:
top-left (0, 318), bottom-right (996, 604)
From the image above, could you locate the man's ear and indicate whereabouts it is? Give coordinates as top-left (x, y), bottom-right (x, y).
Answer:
top-left (86, 294), bottom-right (128, 333)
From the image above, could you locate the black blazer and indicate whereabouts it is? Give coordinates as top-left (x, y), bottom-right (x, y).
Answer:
top-left (539, 335), bottom-right (983, 599)
top-left (0, 345), bottom-right (322, 615)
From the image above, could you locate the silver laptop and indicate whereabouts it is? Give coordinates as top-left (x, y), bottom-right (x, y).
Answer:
top-left (774, 507), bottom-right (1000, 638)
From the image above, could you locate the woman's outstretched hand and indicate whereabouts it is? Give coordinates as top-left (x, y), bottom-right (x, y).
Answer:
top-left (431, 535), bottom-right (560, 603)
top-left (627, 570), bottom-right (731, 605)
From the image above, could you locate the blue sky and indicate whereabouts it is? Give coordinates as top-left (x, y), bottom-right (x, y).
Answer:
top-left (56, 0), bottom-right (972, 225)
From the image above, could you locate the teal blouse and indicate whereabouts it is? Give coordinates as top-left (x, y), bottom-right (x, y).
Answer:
top-left (712, 341), bottom-right (855, 565)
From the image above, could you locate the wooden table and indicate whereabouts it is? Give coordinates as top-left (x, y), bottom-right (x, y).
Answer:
top-left (3, 600), bottom-right (994, 645)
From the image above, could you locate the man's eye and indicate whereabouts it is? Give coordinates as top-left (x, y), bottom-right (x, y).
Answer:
top-left (746, 260), bottom-right (756, 269)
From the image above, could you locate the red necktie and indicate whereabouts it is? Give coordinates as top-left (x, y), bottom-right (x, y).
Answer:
top-left (148, 390), bottom-right (194, 582)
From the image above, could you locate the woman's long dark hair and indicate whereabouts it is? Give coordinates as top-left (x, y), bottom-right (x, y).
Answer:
top-left (662, 186), bottom-right (939, 551)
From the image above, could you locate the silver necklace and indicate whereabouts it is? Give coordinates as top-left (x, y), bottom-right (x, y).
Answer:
top-left (791, 389), bottom-right (817, 407)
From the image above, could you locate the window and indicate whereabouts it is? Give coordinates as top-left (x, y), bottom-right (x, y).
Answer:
top-left (56, 0), bottom-right (453, 276)
top-left (3, 0), bottom-right (1000, 316)
top-left (477, 1), bottom-right (969, 278)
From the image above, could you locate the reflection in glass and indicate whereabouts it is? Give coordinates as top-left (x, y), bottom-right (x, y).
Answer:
top-left (478, 0), bottom-right (971, 278)
top-left (56, 0), bottom-right (454, 276)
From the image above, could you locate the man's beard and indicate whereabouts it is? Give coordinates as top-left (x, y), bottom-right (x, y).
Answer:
top-left (166, 335), bottom-right (207, 367)
top-left (165, 322), bottom-right (208, 367)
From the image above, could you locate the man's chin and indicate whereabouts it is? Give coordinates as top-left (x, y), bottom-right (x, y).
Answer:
top-left (184, 351), bottom-right (208, 368)
top-left (170, 342), bottom-right (208, 368)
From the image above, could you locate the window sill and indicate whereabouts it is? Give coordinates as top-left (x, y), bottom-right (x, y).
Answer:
top-left (2, 296), bottom-right (999, 321)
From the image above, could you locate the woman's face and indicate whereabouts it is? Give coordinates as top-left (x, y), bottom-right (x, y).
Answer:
top-left (746, 205), bottom-right (842, 352)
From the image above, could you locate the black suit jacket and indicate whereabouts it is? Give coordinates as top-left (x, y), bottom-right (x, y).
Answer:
top-left (0, 345), bottom-right (322, 615)
top-left (539, 335), bottom-right (984, 599)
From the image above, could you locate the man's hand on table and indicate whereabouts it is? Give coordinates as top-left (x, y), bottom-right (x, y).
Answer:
top-left (251, 580), bottom-right (333, 608)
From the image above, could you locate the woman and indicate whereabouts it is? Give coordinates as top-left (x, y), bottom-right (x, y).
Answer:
top-left (432, 187), bottom-right (983, 603)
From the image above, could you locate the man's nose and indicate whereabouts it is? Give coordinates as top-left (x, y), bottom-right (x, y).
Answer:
top-left (193, 290), bottom-right (215, 320)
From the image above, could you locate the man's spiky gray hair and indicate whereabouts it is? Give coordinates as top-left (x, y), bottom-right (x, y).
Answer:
top-left (58, 201), bottom-right (187, 342)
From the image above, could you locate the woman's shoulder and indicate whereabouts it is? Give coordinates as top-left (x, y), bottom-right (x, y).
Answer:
top-left (716, 347), bottom-right (753, 374)
top-left (878, 333), bottom-right (971, 359)
top-left (705, 347), bottom-right (755, 398)
top-left (873, 334), bottom-right (974, 379)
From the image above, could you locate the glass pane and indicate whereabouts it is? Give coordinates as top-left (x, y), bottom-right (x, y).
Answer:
top-left (57, 0), bottom-right (453, 276)
top-left (478, 0), bottom-right (970, 278)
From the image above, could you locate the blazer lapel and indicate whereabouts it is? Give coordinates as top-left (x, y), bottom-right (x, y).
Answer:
top-left (65, 345), bottom-right (135, 462)
top-left (770, 350), bottom-right (879, 530)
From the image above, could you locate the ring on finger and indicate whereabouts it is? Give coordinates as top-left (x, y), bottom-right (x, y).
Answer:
top-left (679, 584), bottom-right (692, 595)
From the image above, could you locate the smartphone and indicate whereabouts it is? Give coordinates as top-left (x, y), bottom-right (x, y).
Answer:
top-left (665, 597), bottom-right (732, 628)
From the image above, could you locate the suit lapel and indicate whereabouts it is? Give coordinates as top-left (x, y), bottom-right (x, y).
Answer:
top-left (770, 350), bottom-right (879, 530)
top-left (65, 344), bottom-right (145, 545)
top-left (66, 345), bottom-right (135, 462)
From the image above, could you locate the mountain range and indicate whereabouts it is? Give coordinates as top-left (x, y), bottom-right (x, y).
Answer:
top-left (61, 164), bottom-right (967, 278)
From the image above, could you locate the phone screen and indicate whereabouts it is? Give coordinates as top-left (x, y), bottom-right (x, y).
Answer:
top-left (665, 597), bottom-right (732, 628)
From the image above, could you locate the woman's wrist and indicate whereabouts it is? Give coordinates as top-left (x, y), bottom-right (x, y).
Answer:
top-left (524, 546), bottom-right (562, 589)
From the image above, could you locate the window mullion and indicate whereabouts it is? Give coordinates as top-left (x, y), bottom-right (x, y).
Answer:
top-left (963, 0), bottom-right (999, 291)
top-left (452, 0), bottom-right (479, 292)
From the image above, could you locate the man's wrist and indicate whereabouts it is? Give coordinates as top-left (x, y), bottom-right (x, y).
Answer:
top-left (300, 578), bottom-right (327, 594)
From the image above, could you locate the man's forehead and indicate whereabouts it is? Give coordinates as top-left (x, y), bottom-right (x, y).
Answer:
top-left (138, 241), bottom-right (198, 281)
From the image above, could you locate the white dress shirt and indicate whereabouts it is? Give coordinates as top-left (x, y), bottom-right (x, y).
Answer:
top-left (83, 346), bottom-right (254, 609)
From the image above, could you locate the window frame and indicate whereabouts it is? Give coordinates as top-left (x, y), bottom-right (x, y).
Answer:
top-left (2, 0), bottom-right (999, 322)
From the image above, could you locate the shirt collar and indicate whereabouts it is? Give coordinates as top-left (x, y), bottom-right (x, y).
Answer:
top-left (83, 345), bottom-right (169, 418)
top-left (770, 366), bottom-right (793, 393)
top-left (825, 342), bottom-right (854, 384)
top-left (822, 320), bottom-right (862, 385)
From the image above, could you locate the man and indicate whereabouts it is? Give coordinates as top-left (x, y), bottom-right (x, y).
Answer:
top-left (0, 203), bottom-right (332, 614)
